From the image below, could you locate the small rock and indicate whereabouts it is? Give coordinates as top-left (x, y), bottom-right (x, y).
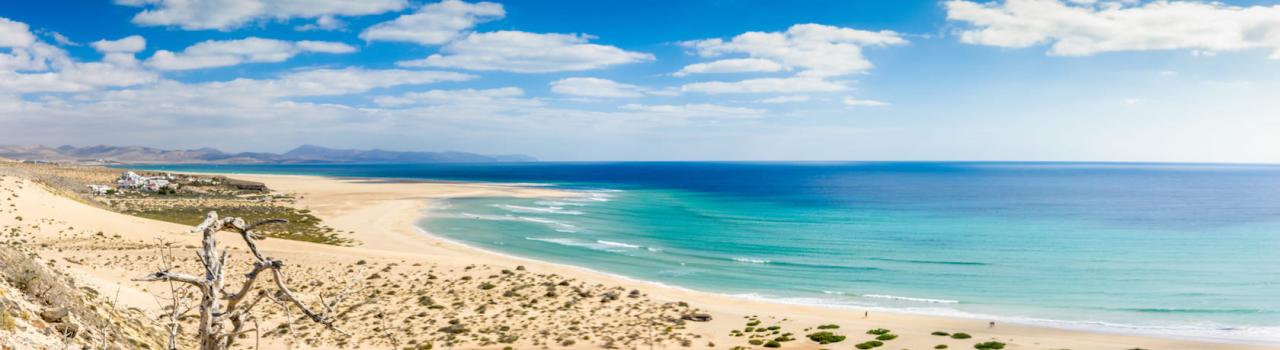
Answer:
top-left (40, 308), bottom-right (69, 322)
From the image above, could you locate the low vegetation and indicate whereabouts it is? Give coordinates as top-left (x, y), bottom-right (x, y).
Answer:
top-left (807, 331), bottom-right (846, 344)
top-left (975, 341), bottom-right (1006, 349)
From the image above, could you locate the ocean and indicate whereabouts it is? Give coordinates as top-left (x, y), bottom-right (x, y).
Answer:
top-left (130, 162), bottom-right (1280, 343)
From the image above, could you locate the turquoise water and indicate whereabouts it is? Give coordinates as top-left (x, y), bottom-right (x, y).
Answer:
top-left (131, 162), bottom-right (1280, 343)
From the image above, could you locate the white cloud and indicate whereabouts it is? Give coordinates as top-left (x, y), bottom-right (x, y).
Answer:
top-left (619, 103), bottom-right (766, 120)
top-left (673, 58), bottom-right (784, 77)
top-left (0, 18), bottom-right (156, 93)
top-left (373, 87), bottom-right (535, 107)
top-left (144, 37), bottom-right (356, 70)
top-left (759, 95), bottom-right (812, 104)
top-left (0, 17), bottom-right (37, 48)
top-left (550, 77), bottom-right (649, 98)
top-left (682, 77), bottom-right (847, 94)
top-left (295, 40), bottom-right (358, 53)
top-left (945, 0), bottom-right (1280, 58)
top-left (843, 97), bottom-right (888, 107)
top-left (49, 32), bottom-right (79, 46)
top-left (682, 23), bottom-right (906, 77)
top-left (295, 15), bottom-right (344, 31)
top-left (0, 41), bottom-right (71, 72)
top-left (209, 67), bottom-right (474, 97)
top-left (92, 35), bottom-right (146, 54)
top-left (116, 0), bottom-right (408, 31)
top-left (398, 31), bottom-right (653, 73)
top-left (360, 0), bottom-right (504, 45)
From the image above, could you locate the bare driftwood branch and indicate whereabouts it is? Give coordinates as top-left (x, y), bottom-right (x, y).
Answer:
top-left (135, 211), bottom-right (357, 350)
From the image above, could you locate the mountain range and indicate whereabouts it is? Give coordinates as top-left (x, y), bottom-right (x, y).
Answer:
top-left (0, 144), bottom-right (536, 164)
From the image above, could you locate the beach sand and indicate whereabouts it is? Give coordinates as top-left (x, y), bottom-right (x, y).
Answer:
top-left (2, 171), bottom-right (1273, 350)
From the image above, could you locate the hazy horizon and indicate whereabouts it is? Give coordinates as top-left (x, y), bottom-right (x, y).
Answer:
top-left (2, 1), bottom-right (1279, 162)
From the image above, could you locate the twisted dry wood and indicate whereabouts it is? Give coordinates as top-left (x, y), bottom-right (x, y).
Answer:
top-left (134, 211), bottom-right (350, 350)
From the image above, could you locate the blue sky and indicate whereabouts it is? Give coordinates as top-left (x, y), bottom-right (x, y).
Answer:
top-left (1, 0), bottom-right (1278, 162)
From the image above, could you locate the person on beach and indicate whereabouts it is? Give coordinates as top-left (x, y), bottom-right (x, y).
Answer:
top-left (864, 311), bottom-right (868, 318)
top-left (989, 321), bottom-right (996, 328)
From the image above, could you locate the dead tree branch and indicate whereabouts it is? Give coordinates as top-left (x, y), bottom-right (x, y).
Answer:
top-left (135, 211), bottom-right (356, 350)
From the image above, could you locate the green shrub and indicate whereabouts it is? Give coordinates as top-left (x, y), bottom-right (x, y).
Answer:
top-left (749, 339), bottom-right (764, 345)
top-left (854, 340), bottom-right (884, 349)
top-left (479, 282), bottom-right (496, 290)
top-left (866, 328), bottom-right (891, 335)
top-left (974, 341), bottom-right (1005, 349)
top-left (747, 320), bottom-right (761, 326)
top-left (931, 331), bottom-right (950, 336)
top-left (950, 332), bottom-right (972, 339)
top-left (764, 340), bottom-right (781, 348)
top-left (817, 324), bottom-right (840, 329)
top-left (935, 345), bottom-right (948, 349)
top-left (807, 331), bottom-right (846, 344)
top-left (875, 333), bottom-right (898, 341)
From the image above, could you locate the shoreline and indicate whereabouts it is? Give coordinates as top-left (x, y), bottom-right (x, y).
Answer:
top-left (7, 167), bottom-right (1274, 349)
top-left (228, 172), bottom-right (1275, 349)
top-left (412, 187), bottom-right (1279, 347)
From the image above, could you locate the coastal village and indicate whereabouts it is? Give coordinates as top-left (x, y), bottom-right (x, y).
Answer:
top-left (89, 171), bottom-right (267, 196)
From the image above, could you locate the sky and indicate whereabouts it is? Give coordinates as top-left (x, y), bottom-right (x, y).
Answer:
top-left (1, 0), bottom-right (1279, 162)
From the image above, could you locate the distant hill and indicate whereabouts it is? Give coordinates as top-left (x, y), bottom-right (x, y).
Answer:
top-left (0, 144), bottom-right (536, 164)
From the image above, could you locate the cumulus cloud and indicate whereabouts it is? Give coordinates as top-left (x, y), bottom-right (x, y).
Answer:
top-left (677, 24), bottom-right (904, 96)
top-left (681, 23), bottom-right (906, 77)
top-left (843, 97), bottom-right (888, 107)
top-left (673, 58), bottom-right (784, 77)
top-left (0, 17), bottom-right (37, 48)
top-left (116, 0), bottom-right (408, 31)
top-left (207, 67), bottom-right (474, 97)
top-left (0, 17), bottom-right (156, 93)
top-left (759, 95), bottom-right (812, 104)
top-left (295, 15), bottom-right (344, 31)
top-left (946, 0), bottom-right (1280, 58)
top-left (144, 37), bottom-right (356, 70)
top-left (372, 87), bottom-right (540, 109)
top-left (360, 0), bottom-right (504, 45)
top-left (549, 77), bottom-right (649, 98)
top-left (681, 77), bottom-right (847, 94)
top-left (619, 103), bottom-right (766, 120)
top-left (397, 31), bottom-right (653, 73)
top-left (92, 35), bottom-right (146, 54)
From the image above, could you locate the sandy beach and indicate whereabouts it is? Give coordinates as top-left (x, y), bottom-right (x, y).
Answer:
top-left (2, 170), bottom-right (1274, 350)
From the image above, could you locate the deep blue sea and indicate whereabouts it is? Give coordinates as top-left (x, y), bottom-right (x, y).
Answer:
top-left (130, 162), bottom-right (1280, 343)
